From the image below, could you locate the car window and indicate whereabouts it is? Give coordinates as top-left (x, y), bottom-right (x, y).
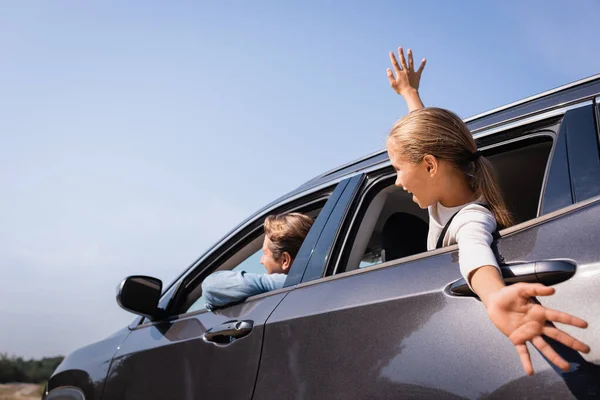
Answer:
top-left (187, 247), bottom-right (265, 313)
top-left (542, 105), bottom-right (600, 213)
top-left (541, 125), bottom-right (573, 214)
top-left (171, 197), bottom-right (329, 315)
top-left (332, 134), bottom-right (555, 275)
top-left (564, 105), bottom-right (600, 202)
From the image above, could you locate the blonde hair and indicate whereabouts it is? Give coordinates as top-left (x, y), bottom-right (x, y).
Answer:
top-left (387, 108), bottom-right (514, 228)
top-left (264, 212), bottom-right (314, 260)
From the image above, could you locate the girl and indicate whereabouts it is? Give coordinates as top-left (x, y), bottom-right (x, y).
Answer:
top-left (385, 47), bottom-right (590, 375)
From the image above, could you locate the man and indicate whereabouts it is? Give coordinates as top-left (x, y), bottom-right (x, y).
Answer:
top-left (202, 212), bottom-right (314, 310)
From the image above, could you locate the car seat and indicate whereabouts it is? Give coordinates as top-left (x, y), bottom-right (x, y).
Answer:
top-left (381, 212), bottom-right (428, 262)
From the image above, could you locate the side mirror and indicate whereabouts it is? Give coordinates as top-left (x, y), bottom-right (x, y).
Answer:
top-left (117, 276), bottom-right (164, 320)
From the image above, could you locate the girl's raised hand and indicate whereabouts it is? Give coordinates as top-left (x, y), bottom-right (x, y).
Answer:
top-left (485, 282), bottom-right (590, 375)
top-left (387, 47), bottom-right (426, 96)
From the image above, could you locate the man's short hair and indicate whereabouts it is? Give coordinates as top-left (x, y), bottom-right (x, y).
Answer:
top-left (264, 212), bottom-right (314, 260)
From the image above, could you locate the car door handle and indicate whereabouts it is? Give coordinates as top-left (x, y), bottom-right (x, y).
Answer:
top-left (447, 260), bottom-right (576, 297)
top-left (203, 320), bottom-right (254, 344)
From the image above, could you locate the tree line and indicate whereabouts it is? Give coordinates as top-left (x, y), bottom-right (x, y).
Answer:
top-left (0, 353), bottom-right (64, 383)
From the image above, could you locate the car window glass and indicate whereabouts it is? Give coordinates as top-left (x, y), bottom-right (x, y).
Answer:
top-left (541, 128), bottom-right (573, 214)
top-left (565, 105), bottom-right (600, 202)
top-left (186, 247), bottom-right (264, 313)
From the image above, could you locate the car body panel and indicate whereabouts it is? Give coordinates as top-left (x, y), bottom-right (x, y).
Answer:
top-left (254, 198), bottom-right (600, 399)
top-left (46, 327), bottom-right (131, 400)
top-left (102, 292), bottom-right (290, 400)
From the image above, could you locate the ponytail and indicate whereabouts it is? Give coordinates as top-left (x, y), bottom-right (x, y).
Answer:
top-left (470, 156), bottom-right (515, 228)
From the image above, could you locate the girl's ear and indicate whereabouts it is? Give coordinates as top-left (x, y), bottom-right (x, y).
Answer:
top-left (423, 154), bottom-right (438, 176)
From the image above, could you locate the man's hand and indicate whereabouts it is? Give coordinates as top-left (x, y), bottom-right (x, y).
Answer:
top-left (387, 47), bottom-right (426, 96)
top-left (485, 283), bottom-right (590, 375)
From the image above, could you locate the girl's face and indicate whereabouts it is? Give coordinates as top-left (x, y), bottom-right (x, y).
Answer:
top-left (388, 148), bottom-right (437, 209)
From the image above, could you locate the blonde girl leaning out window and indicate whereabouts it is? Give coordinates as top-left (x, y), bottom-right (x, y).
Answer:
top-left (385, 47), bottom-right (590, 375)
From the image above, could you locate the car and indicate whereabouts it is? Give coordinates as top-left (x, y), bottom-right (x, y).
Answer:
top-left (45, 74), bottom-right (600, 400)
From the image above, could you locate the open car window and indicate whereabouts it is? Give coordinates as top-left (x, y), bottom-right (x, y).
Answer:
top-left (168, 198), bottom-right (327, 316)
top-left (333, 132), bottom-right (555, 275)
top-left (186, 240), bottom-right (266, 313)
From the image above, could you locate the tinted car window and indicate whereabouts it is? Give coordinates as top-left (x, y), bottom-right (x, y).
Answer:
top-left (541, 127), bottom-right (573, 214)
top-left (565, 105), bottom-right (600, 202)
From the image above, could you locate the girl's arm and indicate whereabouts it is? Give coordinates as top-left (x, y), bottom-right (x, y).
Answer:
top-left (470, 266), bottom-right (590, 375)
top-left (387, 47), bottom-right (426, 112)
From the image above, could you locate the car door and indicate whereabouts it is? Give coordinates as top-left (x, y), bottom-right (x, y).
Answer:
top-left (100, 180), bottom-right (354, 400)
top-left (253, 105), bottom-right (600, 399)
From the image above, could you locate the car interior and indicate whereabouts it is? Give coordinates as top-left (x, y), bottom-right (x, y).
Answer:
top-left (344, 134), bottom-right (555, 272)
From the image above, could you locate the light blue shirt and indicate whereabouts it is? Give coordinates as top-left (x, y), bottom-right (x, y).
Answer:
top-left (201, 270), bottom-right (287, 310)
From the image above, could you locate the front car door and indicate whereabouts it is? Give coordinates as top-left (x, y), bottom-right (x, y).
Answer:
top-left (100, 180), bottom-right (351, 400)
top-left (253, 103), bottom-right (600, 399)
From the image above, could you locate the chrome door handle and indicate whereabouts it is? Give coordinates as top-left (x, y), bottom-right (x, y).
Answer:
top-left (447, 260), bottom-right (576, 297)
top-left (203, 320), bottom-right (254, 343)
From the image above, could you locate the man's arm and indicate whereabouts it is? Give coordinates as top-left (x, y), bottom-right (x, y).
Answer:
top-left (387, 47), bottom-right (426, 112)
top-left (201, 270), bottom-right (287, 310)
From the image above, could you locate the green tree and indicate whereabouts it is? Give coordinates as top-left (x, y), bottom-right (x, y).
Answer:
top-left (0, 353), bottom-right (63, 383)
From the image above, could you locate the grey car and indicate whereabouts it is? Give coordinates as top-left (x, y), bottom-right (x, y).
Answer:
top-left (45, 75), bottom-right (600, 400)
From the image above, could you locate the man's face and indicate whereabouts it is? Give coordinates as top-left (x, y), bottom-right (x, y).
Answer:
top-left (260, 236), bottom-right (287, 274)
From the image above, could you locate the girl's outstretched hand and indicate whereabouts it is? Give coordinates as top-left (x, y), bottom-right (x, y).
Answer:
top-left (387, 47), bottom-right (426, 96)
top-left (484, 282), bottom-right (590, 375)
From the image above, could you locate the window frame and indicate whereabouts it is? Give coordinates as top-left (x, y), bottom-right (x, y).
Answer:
top-left (595, 97), bottom-right (600, 144)
top-left (563, 103), bottom-right (600, 203)
top-left (297, 174), bottom-right (366, 283)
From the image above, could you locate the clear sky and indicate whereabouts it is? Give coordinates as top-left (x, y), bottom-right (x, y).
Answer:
top-left (1, 1), bottom-right (599, 358)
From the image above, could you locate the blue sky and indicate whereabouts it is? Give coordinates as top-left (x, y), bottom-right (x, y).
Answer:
top-left (1, 1), bottom-right (598, 358)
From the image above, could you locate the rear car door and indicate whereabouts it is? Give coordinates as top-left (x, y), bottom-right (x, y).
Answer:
top-left (100, 180), bottom-right (353, 400)
top-left (253, 104), bottom-right (600, 399)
